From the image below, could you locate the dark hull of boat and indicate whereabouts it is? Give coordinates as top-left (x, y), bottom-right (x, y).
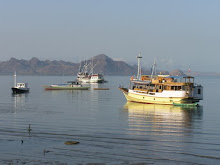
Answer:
top-left (11, 88), bottom-right (29, 94)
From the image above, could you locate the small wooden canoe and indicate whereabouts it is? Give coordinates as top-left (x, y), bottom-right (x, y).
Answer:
top-left (43, 85), bottom-right (90, 90)
top-left (173, 102), bottom-right (198, 106)
top-left (93, 88), bottom-right (109, 90)
top-left (64, 141), bottom-right (80, 145)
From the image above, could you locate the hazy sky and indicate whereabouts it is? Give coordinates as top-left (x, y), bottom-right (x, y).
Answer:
top-left (0, 0), bottom-right (220, 72)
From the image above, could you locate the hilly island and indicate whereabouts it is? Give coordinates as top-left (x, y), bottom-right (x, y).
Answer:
top-left (0, 54), bottom-right (216, 76)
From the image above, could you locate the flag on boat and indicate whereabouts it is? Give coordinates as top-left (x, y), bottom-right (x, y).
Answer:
top-left (188, 68), bottom-right (191, 73)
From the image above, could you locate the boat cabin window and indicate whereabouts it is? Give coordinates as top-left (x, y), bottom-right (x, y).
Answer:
top-left (18, 83), bottom-right (25, 87)
top-left (198, 88), bottom-right (201, 94)
top-left (184, 76), bottom-right (194, 83)
top-left (171, 86), bottom-right (182, 90)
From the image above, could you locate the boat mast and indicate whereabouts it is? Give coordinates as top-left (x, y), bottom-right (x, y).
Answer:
top-left (137, 52), bottom-right (142, 80)
top-left (84, 60), bottom-right (88, 74)
top-left (146, 58), bottom-right (157, 92)
top-left (14, 71), bottom-right (16, 87)
top-left (150, 58), bottom-right (157, 78)
top-left (91, 58), bottom-right (94, 75)
top-left (78, 58), bottom-right (82, 73)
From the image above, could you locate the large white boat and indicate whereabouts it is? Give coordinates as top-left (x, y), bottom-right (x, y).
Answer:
top-left (119, 54), bottom-right (203, 105)
top-left (76, 59), bottom-right (106, 83)
top-left (76, 60), bottom-right (91, 83)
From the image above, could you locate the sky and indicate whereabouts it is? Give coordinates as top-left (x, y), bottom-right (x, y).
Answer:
top-left (0, 0), bottom-right (220, 72)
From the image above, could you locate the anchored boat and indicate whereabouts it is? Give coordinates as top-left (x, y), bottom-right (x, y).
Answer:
top-left (119, 54), bottom-right (203, 105)
top-left (44, 81), bottom-right (90, 90)
top-left (77, 59), bottom-right (106, 83)
top-left (11, 72), bottom-right (30, 94)
top-left (90, 74), bottom-right (105, 83)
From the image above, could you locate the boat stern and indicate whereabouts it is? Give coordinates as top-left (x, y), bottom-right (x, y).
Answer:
top-left (193, 85), bottom-right (203, 100)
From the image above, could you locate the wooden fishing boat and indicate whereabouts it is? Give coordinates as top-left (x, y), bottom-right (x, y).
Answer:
top-left (119, 54), bottom-right (203, 105)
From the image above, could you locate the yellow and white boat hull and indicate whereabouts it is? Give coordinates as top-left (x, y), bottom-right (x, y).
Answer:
top-left (120, 88), bottom-right (195, 105)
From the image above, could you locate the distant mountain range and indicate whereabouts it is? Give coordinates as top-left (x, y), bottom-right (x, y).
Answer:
top-left (0, 54), bottom-right (218, 76)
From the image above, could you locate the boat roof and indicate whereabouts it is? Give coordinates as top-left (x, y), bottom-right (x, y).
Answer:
top-left (17, 83), bottom-right (28, 85)
top-left (183, 76), bottom-right (194, 78)
top-left (132, 80), bottom-right (150, 84)
top-left (163, 76), bottom-right (184, 78)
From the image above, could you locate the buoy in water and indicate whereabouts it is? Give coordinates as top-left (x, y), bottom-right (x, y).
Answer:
top-left (28, 124), bottom-right (32, 132)
top-left (43, 149), bottom-right (51, 156)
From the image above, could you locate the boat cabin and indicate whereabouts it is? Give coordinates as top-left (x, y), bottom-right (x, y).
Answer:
top-left (16, 83), bottom-right (28, 89)
top-left (131, 75), bottom-right (197, 93)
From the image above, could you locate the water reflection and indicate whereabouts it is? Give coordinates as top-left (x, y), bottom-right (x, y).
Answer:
top-left (123, 102), bottom-right (203, 135)
top-left (12, 93), bottom-right (29, 114)
top-left (90, 83), bottom-right (99, 89)
top-left (89, 83), bottom-right (111, 104)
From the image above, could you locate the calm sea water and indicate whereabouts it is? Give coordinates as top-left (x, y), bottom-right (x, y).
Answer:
top-left (0, 75), bottom-right (220, 164)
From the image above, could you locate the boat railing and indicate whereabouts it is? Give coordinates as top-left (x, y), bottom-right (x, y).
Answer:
top-left (133, 90), bottom-right (148, 94)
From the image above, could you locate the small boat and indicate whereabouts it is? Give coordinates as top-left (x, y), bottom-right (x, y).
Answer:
top-left (12, 83), bottom-right (30, 94)
top-left (90, 74), bottom-right (105, 83)
top-left (44, 81), bottom-right (90, 90)
top-left (11, 72), bottom-right (30, 94)
top-left (173, 102), bottom-right (198, 107)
